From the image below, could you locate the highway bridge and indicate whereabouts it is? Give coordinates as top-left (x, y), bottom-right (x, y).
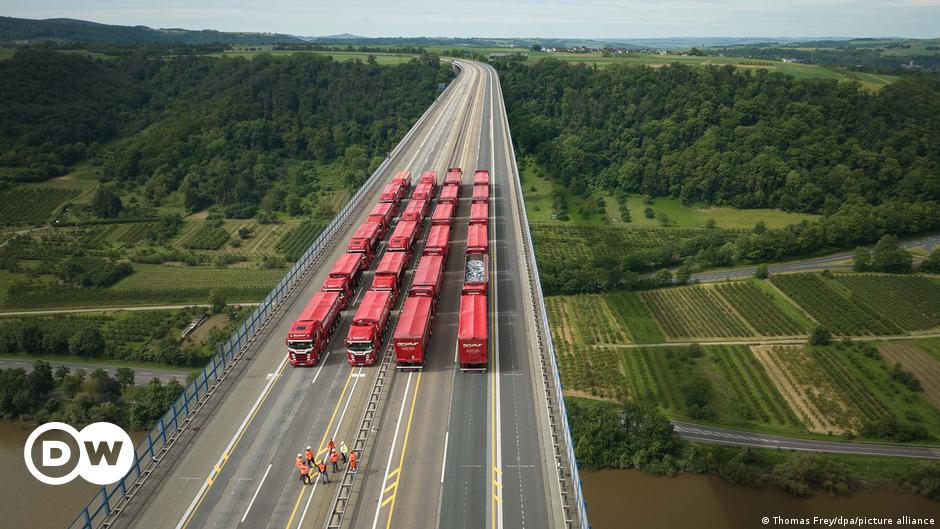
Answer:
top-left (72, 61), bottom-right (588, 529)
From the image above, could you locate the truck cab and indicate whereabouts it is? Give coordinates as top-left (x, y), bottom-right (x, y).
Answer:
top-left (402, 199), bottom-right (429, 223)
top-left (381, 182), bottom-right (404, 204)
top-left (444, 167), bottom-right (463, 186)
top-left (321, 276), bottom-right (353, 310)
top-left (346, 289), bottom-right (393, 366)
top-left (368, 202), bottom-right (396, 238)
top-left (372, 251), bottom-right (407, 303)
top-left (423, 224), bottom-right (451, 259)
top-left (392, 170), bottom-right (412, 192)
top-left (431, 202), bottom-right (455, 226)
top-left (287, 291), bottom-right (342, 367)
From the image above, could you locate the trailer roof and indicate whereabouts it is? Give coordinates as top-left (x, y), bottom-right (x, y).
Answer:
top-left (376, 251), bottom-right (408, 276)
top-left (467, 223), bottom-right (488, 251)
top-left (440, 185), bottom-right (459, 201)
top-left (293, 291), bottom-right (341, 332)
top-left (413, 254), bottom-right (444, 287)
top-left (391, 219), bottom-right (418, 240)
top-left (382, 182), bottom-right (402, 195)
top-left (425, 224), bottom-right (451, 249)
top-left (353, 289), bottom-right (392, 323)
top-left (458, 294), bottom-right (487, 340)
top-left (470, 202), bottom-right (488, 219)
top-left (472, 184), bottom-right (489, 200)
top-left (352, 221), bottom-right (381, 240)
top-left (431, 202), bottom-right (454, 221)
top-left (394, 295), bottom-right (434, 340)
top-left (370, 202), bottom-right (394, 216)
top-left (403, 200), bottom-right (426, 214)
top-left (419, 170), bottom-right (438, 183)
top-left (330, 252), bottom-right (363, 276)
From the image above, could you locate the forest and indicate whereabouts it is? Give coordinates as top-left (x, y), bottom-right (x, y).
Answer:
top-left (497, 59), bottom-right (940, 213)
top-left (0, 48), bottom-right (451, 217)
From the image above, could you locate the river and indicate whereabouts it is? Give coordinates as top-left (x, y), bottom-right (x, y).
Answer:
top-left (583, 469), bottom-right (939, 529)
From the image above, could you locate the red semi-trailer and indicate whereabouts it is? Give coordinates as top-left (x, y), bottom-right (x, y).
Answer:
top-left (431, 202), bottom-right (455, 226)
top-left (419, 170), bottom-right (438, 184)
top-left (470, 202), bottom-right (488, 226)
top-left (393, 295), bottom-right (435, 369)
top-left (463, 252), bottom-right (489, 295)
top-left (346, 289), bottom-right (393, 366)
top-left (371, 251), bottom-right (408, 303)
top-left (423, 224), bottom-right (451, 259)
top-left (412, 181), bottom-right (435, 201)
top-left (381, 183), bottom-right (404, 204)
top-left (409, 254), bottom-right (445, 304)
top-left (392, 170), bottom-right (412, 191)
top-left (466, 223), bottom-right (488, 254)
top-left (402, 199), bottom-right (429, 222)
top-left (444, 167), bottom-right (463, 186)
top-left (286, 291), bottom-right (343, 367)
top-left (321, 277), bottom-right (353, 310)
top-left (347, 221), bottom-right (382, 268)
top-left (388, 220), bottom-right (419, 259)
top-left (329, 252), bottom-right (365, 290)
top-left (368, 202), bottom-right (396, 236)
top-left (439, 184), bottom-right (459, 205)
top-left (472, 184), bottom-right (489, 204)
top-left (458, 293), bottom-right (488, 370)
top-left (473, 169), bottom-right (490, 186)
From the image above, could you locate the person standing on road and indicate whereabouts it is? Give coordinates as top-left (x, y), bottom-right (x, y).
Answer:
top-left (349, 450), bottom-right (357, 472)
top-left (327, 439), bottom-right (336, 453)
top-left (317, 459), bottom-right (330, 484)
top-left (295, 453), bottom-right (304, 472)
top-left (304, 446), bottom-right (315, 467)
top-left (330, 448), bottom-right (340, 472)
top-left (339, 441), bottom-right (349, 464)
top-left (299, 462), bottom-right (310, 485)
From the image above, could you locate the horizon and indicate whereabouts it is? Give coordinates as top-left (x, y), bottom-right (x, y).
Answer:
top-left (2, 0), bottom-right (939, 40)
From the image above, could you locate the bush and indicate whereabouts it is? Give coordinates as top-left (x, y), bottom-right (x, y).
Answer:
top-left (809, 326), bottom-right (832, 345)
top-left (754, 264), bottom-right (769, 279)
top-left (69, 328), bottom-right (105, 357)
top-left (58, 256), bottom-right (133, 287)
top-left (771, 453), bottom-right (856, 496)
top-left (890, 363), bottom-right (923, 392)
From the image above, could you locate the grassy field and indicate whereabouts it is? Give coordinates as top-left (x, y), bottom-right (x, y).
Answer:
top-left (214, 48), bottom-right (417, 64)
top-left (0, 187), bottom-right (80, 225)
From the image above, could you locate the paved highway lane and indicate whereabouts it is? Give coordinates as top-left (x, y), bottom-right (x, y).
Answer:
top-left (673, 421), bottom-right (940, 459)
top-left (112, 62), bottom-right (479, 529)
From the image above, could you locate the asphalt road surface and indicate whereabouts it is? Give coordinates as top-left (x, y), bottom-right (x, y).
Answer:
top-left (673, 421), bottom-right (940, 459)
top-left (110, 60), bottom-right (564, 529)
top-left (0, 357), bottom-right (190, 383)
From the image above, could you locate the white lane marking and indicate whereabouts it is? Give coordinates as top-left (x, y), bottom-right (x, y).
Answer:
top-left (440, 431), bottom-right (449, 484)
top-left (174, 355), bottom-right (289, 529)
top-left (295, 366), bottom-right (364, 529)
top-left (310, 350), bottom-right (332, 384)
top-left (240, 463), bottom-right (272, 523)
top-left (370, 372), bottom-right (414, 529)
top-left (489, 64), bottom-right (505, 529)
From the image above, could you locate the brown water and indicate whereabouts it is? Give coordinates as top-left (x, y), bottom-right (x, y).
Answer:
top-left (583, 469), bottom-right (940, 529)
top-left (0, 421), bottom-right (145, 528)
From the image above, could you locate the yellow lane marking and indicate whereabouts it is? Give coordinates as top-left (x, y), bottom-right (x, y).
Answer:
top-left (381, 495), bottom-right (395, 508)
top-left (387, 467), bottom-right (400, 480)
top-left (283, 369), bottom-right (355, 529)
top-left (383, 480), bottom-right (398, 494)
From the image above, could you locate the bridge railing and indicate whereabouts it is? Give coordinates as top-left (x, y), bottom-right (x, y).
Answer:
top-left (66, 73), bottom-right (457, 529)
top-left (489, 63), bottom-right (590, 529)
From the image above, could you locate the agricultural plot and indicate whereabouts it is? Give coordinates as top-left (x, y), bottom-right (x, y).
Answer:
top-left (544, 294), bottom-right (629, 346)
top-left (0, 187), bottom-right (79, 225)
top-left (179, 223), bottom-right (230, 250)
top-left (706, 346), bottom-right (801, 428)
top-left (86, 223), bottom-right (158, 245)
top-left (640, 285), bottom-right (753, 339)
top-left (276, 219), bottom-right (329, 261)
top-left (714, 281), bottom-right (808, 336)
top-left (834, 274), bottom-right (940, 332)
top-left (770, 273), bottom-right (899, 335)
top-left (878, 344), bottom-right (940, 409)
top-left (605, 291), bottom-right (665, 344)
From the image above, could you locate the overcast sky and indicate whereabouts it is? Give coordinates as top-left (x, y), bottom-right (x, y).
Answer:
top-left (2, 0), bottom-right (939, 38)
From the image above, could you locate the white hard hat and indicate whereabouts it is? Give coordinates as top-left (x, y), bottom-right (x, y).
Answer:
top-left (307, 446), bottom-right (312, 450)
top-left (297, 453), bottom-right (302, 458)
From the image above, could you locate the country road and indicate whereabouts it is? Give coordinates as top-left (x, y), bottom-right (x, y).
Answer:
top-left (672, 420), bottom-right (940, 459)
top-left (0, 303), bottom-right (259, 317)
top-left (0, 357), bottom-right (192, 383)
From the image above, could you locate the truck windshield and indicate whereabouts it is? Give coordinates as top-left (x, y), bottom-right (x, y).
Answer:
top-left (347, 342), bottom-right (373, 353)
top-left (288, 340), bottom-right (313, 350)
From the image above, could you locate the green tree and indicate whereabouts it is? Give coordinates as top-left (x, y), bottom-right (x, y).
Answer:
top-left (852, 247), bottom-right (871, 272)
top-left (90, 186), bottom-right (124, 218)
top-left (530, 44), bottom-right (542, 52)
top-left (753, 221), bottom-right (766, 235)
top-left (209, 289), bottom-right (227, 314)
top-left (809, 326), bottom-right (832, 345)
top-left (656, 212), bottom-right (671, 226)
top-left (920, 249), bottom-right (940, 273)
top-left (755, 264), bottom-right (769, 279)
top-left (654, 269), bottom-right (673, 287)
top-left (644, 206), bottom-right (655, 219)
top-left (675, 265), bottom-right (691, 285)
top-left (69, 328), bottom-right (105, 357)
top-left (115, 367), bottom-right (135, 389)
top-left (27, 360), bottom-right (54, 398)
top-left (869, 235), bottom-right (912, 273)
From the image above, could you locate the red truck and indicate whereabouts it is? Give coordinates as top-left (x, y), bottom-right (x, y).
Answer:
top-left (329, 252), bottom-right (365, 291)
top-left (402, 199), bottom-right (429, 222)
top-left (388, 219), bottom-right (419, 259)
top-left (470, 202), bottom-right (488, 226)
top-left (286, 291), bottom-right (343, 366)
top-left (431, 202), bottom-right (455, 226)
top-left (321, 277), bottom-right (354, 310)
top-left (409, 254), bottom-right (445, 304)
top-left (372, 251), bottom-right (408, 303)
top-left (392, 170), bottom-right (412, 192)
top-left (393, 295), bottom-right (435, 369)
top-left (412, 181), bottom-right (435, 201)
top-left (458, 293), bottom-right (488, 370)
top-left (472, 184), bottom-right (489, 204)
top-left (419, 170), bottom-right (438, 185)
top-left (439, 184), bottom-right (459, 205)
top-left (445, 167), bottom-right (463, 186)
top-left (347, 221), bottom-right (382, 268)
top-left (346, 289), bottom-right (393, 366)
top-left (423, 224), bottom-right (451, 259)
top-left (463, 252), bottom-right (489, 294)
top-left (368, 202), bottom-right (397, 237)
top-left (381, 182), bottom-right (405, 204)
top-left (466, 223), bottom-right (488, 254)
top-left (474, 169), bottom-right (490, 187)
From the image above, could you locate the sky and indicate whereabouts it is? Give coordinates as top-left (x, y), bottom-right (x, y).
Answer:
top-left (2, 0), bottom-right (939, 39)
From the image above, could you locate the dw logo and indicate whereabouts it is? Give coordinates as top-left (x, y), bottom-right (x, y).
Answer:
top-left (23, 422), bottom-right (134, 485)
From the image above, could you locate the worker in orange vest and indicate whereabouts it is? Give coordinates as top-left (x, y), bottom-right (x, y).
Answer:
top-left (327, 439), bottom-right (336, 453)
top-left (329, 448), bottom-right (340, 472)
top-left (317, 459), bottom-right (330, 484)
top-left (295, 453), bottom-right (304, 471)
top-left (304, 446), bottom-right (315, 467)
top-left (299, 462), bottom-right (310, 485)
top-left (349, 450), bottom-right (357, 472)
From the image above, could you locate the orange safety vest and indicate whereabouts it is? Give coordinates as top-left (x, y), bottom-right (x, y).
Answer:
top-left (299, 464), bottom-right (309, 476)
top-left (349, 451), bottom-right (357, 468)
top-left (330, 450), bottom-right (339, 463)
top-left (317, 462), bottom-right (327, 473)
top-left (305, 449), bottom-right (314, 461)
top-left (327, 440), bottom-right (335, 452)
top-left (295, 457), bottom-right (304, 470)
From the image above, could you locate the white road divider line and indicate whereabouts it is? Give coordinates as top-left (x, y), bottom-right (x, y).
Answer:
top-left (240, 463), bottom-right (272, 523)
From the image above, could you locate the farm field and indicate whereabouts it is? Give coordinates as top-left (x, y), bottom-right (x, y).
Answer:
top-left (0, 265), bottom-right (285, 310)
top-left (833, 274), bottom-right (940, 332)
top-left (770, 273), bottom-right (900, 335)
top-left (750, 344), bottom-right (940, 441)
top-left (877, 344), bottom-right (940, 409)
top-left (639, 285), bottom-right (753, 339)
top-left (0, 187), bottom-right (80, 225)
top-left (713, 281), bottom-right (810, 336)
